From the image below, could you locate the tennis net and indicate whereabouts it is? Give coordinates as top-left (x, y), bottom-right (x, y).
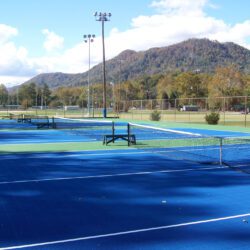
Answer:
top-left (128, 123), bottom-right (223, 165)
top-left (219, 137), bottom-right (250, 173)
top-left (52, 117), bottom-right (115, 140)
top-left (128, 123), bottom-right (250, 172)
top-left (18, 114), bottom-right (50, 127)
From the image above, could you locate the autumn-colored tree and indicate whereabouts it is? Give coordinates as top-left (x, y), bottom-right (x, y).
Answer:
top-left (208, 66), bottom-right (248, 110)
top-left (52, 87), bottom-right (85, 107)
top-left (209, 66), bottom-right (246, 97)
top-left (0, 84), bottom-right (8, 105)
top-left (175, 72), bottom-right (207, 98)
top-left (156, 73), bottom-right (177, 100)
top-left (18, 83), bottom-right (37, 108)
top-left (243, 74), bottom-right (250, 96)
top-left (120, 81), bottom-right (138, 101)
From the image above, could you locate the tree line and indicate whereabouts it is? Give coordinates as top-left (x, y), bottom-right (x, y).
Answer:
top-left (1, 65), bottom-right (250, 109)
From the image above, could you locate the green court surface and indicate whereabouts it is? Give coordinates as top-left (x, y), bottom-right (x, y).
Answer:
top-left (0, 141), bottom-right (127, 153)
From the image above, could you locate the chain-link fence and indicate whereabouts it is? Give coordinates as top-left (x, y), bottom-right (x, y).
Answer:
top-left (118, 96), bottom-right (250, 127)
top-left (1, 96), bottom-right (250, 127)
top-left (0, 104), bottom-right (117, 119)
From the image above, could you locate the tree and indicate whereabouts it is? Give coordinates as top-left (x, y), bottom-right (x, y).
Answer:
top-left (0, 84), bottom-right (8, 105)
top-left (208, 66), bottom-right (246, 97)
top-left (41, 83), bottom-right (51, 107)
top-left (156, 73), bottom-right (177, 100)
top-left (36, 86), bottom-right (42, 106)
top-left (175, 72), bottom-right (207, 98)
top-left (120, 81), bottom-right (138, 101)
top-left (52, 86), bottom-right (86, 107)
top-left (208, 66), bottom-right (247, 110)
top-left (18, 83), bottom-right (37, 108)
top-left (134, 75), bottom-right (161, 100)
top-left (244, 74), bottom-right (250, 96)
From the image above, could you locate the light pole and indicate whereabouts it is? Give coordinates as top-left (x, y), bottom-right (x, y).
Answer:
top-left (110, 82), bottom-right (115, 113)
top-left (83, 34), bottom-right (95, 116)
top-left (94, 12), bottom-right (111, 118)
top-left (118, 59), bottom-right (124, 112)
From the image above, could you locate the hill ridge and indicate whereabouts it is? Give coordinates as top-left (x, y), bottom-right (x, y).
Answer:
top-left (22, 38), bottom-right (250, 89)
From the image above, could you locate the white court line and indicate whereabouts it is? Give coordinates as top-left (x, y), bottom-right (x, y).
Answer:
top-left (129, 123), bottom-right (202, 136)
top-left (2, 213), bottom-right (250, 250)
top-left (3, 139), bottom-right (97, 144)
top-left (234, 164), bottom-right (250, 168)
top-left (0, 166), bottom-right (225, 185)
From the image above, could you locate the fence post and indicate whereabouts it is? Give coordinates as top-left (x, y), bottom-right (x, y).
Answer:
top-left (141, 100), bottom-right (143, 120)
top-left (223, 97), bottom-right (226, 125)
top-left (161, 99), bottom-right (163, 121)
top-left (131, 100), bottom-right (134, 120)
top-left (245, 96), bottom-right (247, 127)
top-left (174, 98), bottom-right (177, 122)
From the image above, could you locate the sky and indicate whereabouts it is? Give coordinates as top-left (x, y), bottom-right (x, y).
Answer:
top-left (1, 0), bottom-right (250, 87)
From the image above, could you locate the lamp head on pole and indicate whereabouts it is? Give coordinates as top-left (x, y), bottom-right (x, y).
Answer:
top-left (94, 11), bottom-right (112, 21)
top-left (83, 34), bottom-right (95, 43)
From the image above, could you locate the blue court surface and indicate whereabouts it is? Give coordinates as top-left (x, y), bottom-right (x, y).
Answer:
top-left (1, 118), bottom-right (250, 249)
top-left (1, 125), bottom-right (250, 145)
top-left (1, 149), bottom-right (250, 249)
top-left (0, 129), bottom-right (101, 144)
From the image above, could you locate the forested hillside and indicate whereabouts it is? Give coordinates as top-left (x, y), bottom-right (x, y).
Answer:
top-left (21, 38), bottom-right (250, 89)
top-left (2, 38), bottom-right (250, 109)
top-left (2, 65), bottom-right (250, 109)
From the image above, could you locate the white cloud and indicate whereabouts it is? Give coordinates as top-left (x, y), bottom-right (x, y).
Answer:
top-left (208, 20), bottom-right (250, 49)
top-left (1, 0), bottom-right (250, 87)
top-left (0, 24), bottom-right (18, 44)
top-left (0, 26), bottom-right (66, 86)
top-left (105, 0), bottom-right (250, 55)
top-left (42, 29), bottom-right (64, 52)
top-left (0, 25), bottom-right (39, 86)
top-left (0, 75), bottom-right (29, 87)
top-left (150, 0), bottom-right (208, 16)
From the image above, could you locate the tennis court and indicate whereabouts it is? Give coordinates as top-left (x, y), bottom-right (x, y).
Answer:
top-left (0, 117), bottom-right (250, 249)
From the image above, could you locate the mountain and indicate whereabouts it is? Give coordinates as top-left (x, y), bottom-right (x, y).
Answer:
top-left (22, 38), bottom-right (250, 89)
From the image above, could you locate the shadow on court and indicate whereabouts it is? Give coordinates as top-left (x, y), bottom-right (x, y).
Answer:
top-left (0, 151), bottom-right (250, 249)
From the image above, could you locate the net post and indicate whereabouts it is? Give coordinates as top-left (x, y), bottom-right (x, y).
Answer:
top-left (127, 123), bottom-right (131, 146)
top-left (219, 137), bottom-right (223, 165)
top-left (52, 117), bottom-right (56, 129)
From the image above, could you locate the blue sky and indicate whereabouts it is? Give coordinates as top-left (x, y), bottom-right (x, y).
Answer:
top-left (0, 0), bottom-right (153, 56)
top-left (1, 0), bottom-right (250, 86)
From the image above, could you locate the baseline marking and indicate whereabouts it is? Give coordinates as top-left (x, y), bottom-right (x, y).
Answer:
top-left (2, 213), bottom-right (250, 249)
top-left (0, 166), bottom-right (225, 185)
